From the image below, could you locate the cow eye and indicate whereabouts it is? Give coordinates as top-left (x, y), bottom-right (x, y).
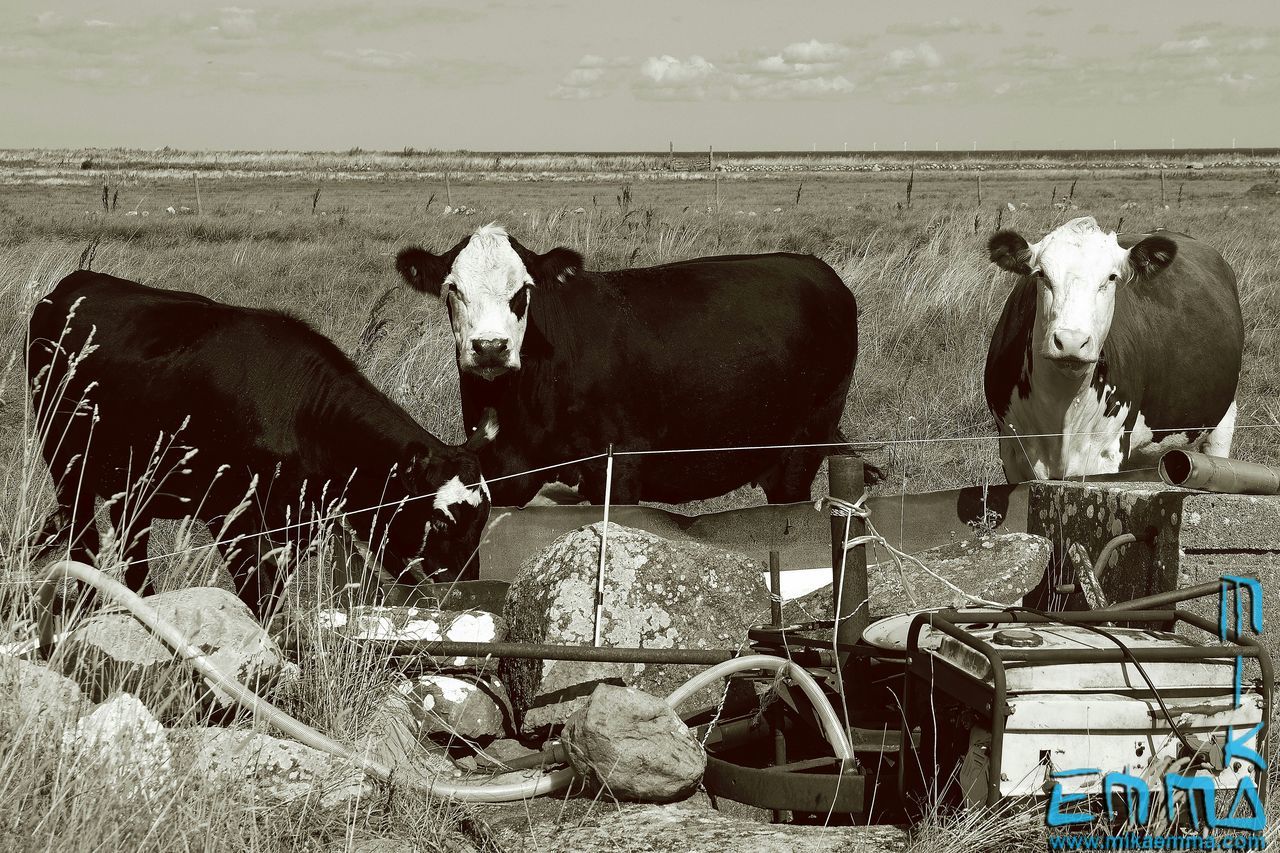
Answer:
top-left (509, 284), bottom-right (530, 320)
top-left (1107, 273), bottom-right (1118, 281)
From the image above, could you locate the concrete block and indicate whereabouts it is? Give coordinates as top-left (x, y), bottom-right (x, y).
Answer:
top-left (1028, 481), bottom-right (1280, 675)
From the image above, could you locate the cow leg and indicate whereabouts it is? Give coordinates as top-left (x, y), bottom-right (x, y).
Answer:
top-left (107, 502), bottom-right (156, 597)
top-left (759, 448), bottom-right (824, 504)
top-left (210, 517), bottom-right (287, 621)
top-left (1199, 400), bottom-right (1238, 458)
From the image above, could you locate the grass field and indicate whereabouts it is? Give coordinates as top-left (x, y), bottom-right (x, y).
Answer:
top-left (2, 150), bottom-right (1279, 850)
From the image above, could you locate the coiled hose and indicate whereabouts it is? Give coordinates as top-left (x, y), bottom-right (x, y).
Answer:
top-left (36, 561), bottom-right (853, 802)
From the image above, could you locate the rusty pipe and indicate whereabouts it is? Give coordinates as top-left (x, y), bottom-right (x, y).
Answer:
top-left (1159, 450), bottom-right (1280, 495)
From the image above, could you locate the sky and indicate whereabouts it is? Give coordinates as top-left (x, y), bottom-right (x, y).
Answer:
top-left (2, 0), bottom-right (1278, 152)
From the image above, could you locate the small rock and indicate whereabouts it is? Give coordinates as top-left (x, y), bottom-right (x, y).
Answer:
top-left (172, 728), bottom-right (373, 809)
top-left (477, 738), bottom-right (540, 768)
top-left (786, 532), bottom-right (1051, 621)
top-left (0, 656), bottom-right (86, 735)
top-left (563, 684), bottom-right (705, 803)
top-left (503, 523), bottom-right (770, 734)
top-left (361, 688), bottom-right (459, 780)
top-left (61, 693), bottom-right (173, 805)
top-left (59, 587), bottom-right (285, 721)
top-left (396, 673), bottom-right (511, 740)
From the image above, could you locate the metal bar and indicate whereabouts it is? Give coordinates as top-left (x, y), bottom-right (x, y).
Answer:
top-left (1100, 582), bottom-right (1223, 613)
top-left (992, 647), bottom-right (1257, 663)
top-left (592, 443), bottom-right (615, 647)
top-left (348, 637), bottom-right (741, 665)
top-left (768, 550), bottom-right (782, 628)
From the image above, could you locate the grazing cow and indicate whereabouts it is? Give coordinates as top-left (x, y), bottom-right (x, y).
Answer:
top-left (28, 270), bottom-right (493, 616)
top-left (394, 224), bottom-right (866, 506)
top-left (985, 216), bottom-right (1243, 483)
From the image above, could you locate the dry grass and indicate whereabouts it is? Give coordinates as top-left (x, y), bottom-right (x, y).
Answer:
top-left (2, 157), bottom-right (1279, 849)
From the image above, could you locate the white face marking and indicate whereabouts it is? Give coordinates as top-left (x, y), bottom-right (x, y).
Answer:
top-left (433, 475), bottom-right (486, 522)
top-left (1027, 217), bottom-right (1130, 370)
top-left (445, 223), bottom-right (532, 378)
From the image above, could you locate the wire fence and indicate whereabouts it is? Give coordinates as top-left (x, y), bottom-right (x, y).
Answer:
top-left (21, 417), bottom-right (1280, 577)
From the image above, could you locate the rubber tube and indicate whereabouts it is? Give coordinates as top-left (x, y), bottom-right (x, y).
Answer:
top-left (664, 654), bottom-right (855, 760)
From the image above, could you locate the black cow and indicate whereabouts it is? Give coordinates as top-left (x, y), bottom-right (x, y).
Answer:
top-left (394, 224), bottom-right (866, 506)
top-left (28, 271), bottom-right (493, 615)
top-left (985, 216), bottom-right (1243, 482)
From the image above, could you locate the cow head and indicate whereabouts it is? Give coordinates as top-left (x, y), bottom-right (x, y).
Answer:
top-left (988, 216), bottom-right (1177, 376)
top-left (396, 224), bottom-right (583, 379)
top-left (388, 411), bottom-right (497, 584)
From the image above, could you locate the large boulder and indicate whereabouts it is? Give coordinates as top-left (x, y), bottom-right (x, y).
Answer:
top-left (58, 587), bottom-right (285, 721)
top-left (171, 728), bottom-right (374, 809)
top-left (60, 693), bottom-right (173, 806)
top-left (0, 656), bottom-right (86, 736)
top-left (564, 684), bottom-right (705, 803)
top-left (785, 532), bottom-right (1052, 623)
top-left (502, 523), bottom-right (771, 733)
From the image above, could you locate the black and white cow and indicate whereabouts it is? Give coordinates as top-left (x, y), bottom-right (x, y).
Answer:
top-left (395, 224), bottom-right (865, 505)
top-left (985, 216), bottom-right (1243, 483)
top-left (28, 270), bottom-right (493, 616)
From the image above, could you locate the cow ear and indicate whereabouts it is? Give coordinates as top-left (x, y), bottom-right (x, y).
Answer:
top-left (396, 247), bottom-right (450, 297)
top-left (988, 231), bottom-right (1033, 276)
top-left (535, 247), bottom-right (584, 286)
top-left (1128, 235), bottom-right (1178, 278)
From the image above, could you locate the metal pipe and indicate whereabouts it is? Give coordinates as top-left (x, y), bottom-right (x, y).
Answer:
top-left (344, 638), bottom-right (741, 665)
top-left (1159, 450), bottom-right (1280, 495)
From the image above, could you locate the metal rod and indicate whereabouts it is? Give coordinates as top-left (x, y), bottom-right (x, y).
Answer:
top-left (768, 550), bottom-right (782, 627)
top-left (592, 444), bottom-right (615, 647)
top-left (353, 638), bottom-right (741, 665)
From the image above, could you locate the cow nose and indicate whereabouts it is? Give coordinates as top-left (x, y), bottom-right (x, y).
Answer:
top-left (1051, 329), bottom-right (1092, 359)
top-left (471, 338), bottom-right (509, 357)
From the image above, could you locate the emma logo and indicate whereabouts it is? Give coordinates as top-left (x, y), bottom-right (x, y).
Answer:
top-left (1046, 576), bottom-right (1266, 832)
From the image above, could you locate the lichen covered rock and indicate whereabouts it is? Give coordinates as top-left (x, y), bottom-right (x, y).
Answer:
top-left (502, 523), bottom-right (770, 733)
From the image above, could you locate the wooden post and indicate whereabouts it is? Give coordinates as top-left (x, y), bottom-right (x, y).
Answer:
top-left (194, 172), bottom-right (202, 215)
top-left (708, 144), bottom-right (714, 171)
top-left (668, 140), bottom-right (674, 170)
top-left (446, 171), bottom-right (453, 206)
top-left (768, 550), bottom-right (782, 627)
top-left (1160, 169), bottom-right (1166, 205)
top-left (828, 456), bottom-right (868, 653)
top-left (976, 174), bottom-right (982, 207)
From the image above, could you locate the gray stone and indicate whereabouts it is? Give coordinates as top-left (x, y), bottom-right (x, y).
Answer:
top-left (58, 586), bottom-right (285, 721)
top-left (394, 673), bottom-right (510, 741)
top-left (502, 523), bottom-right (771, 733)
top-left (476, 737), bottom-right (541, 769)
top-left (0, 655), bottom-right (86, 735)
top-left (60, 693), bottom-right (173, 805)
top-left (484, 801), bottom-right (907, 853)
top-left (785, 531), bottom-right (1052, 622)
top-left (171, 727), bottom-right (374, 809)
top-left (563, 684), bottom-right (705, 803)
top-left (360, 688), bottom-right (460, 781)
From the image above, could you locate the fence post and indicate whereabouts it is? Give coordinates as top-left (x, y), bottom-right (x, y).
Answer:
top-left (828, 456), bottom-right (868, 654)
top-left (592, 444), bottom-right (616, 647)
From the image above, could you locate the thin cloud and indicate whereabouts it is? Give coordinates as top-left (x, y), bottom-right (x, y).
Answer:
top-left (1158, 36), bottom-right (1212, 54)
top-left (888, 43), bottom-right (943, 69)
top-left (887, 18), bottom-right (1000, 36)
top-left (323, 47), bottom-right (415, 70)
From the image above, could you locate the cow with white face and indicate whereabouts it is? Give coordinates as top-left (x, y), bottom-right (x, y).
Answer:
top-left (985, 216), bottom-right (1243, 483)
top-left (397, 223), bottom-right (872, 506)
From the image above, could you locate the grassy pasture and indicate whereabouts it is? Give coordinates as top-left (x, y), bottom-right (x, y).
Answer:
top-left (1, 152), bottom-right (1279, 850)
